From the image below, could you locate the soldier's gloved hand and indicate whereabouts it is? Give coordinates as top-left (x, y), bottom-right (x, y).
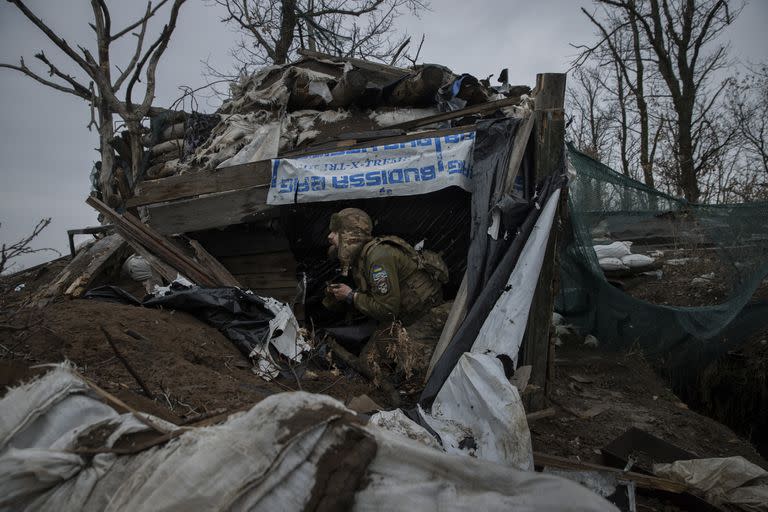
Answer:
top-left (328, 283), bottom-right (353, 302)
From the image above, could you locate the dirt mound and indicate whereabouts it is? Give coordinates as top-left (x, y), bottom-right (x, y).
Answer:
top-left (0, 297), bottom-right (390, 422)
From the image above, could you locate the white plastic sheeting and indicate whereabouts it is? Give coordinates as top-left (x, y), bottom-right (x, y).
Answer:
top-left (267, 131), bottom-right (476, 204)
top-left (654, 457), bottom-right (768, 512)
top-left (216, 121), bottom-right (281, 168)
top-left (471, 189), bottom-right (561, 367)
top-left (419, 353), bottom-right (534, 470)
top-left (248, 295), bottom-right (311, 380)
top-left (0, 365), bottom-right (616, 511)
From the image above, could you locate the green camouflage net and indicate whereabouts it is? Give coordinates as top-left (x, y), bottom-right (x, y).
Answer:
top-left (558, 144), bottom-right (768, 377)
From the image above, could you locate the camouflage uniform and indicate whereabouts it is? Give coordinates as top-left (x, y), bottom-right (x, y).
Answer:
top-left (323, 208), bottom-right (445, 326)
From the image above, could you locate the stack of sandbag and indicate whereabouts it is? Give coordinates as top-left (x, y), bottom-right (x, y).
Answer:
top-left (594, 241), bottom-right (657, 274)
top-left (142, 111), bottom-right (187, 180)
top-left (142, 111), bottom-right (222, 180)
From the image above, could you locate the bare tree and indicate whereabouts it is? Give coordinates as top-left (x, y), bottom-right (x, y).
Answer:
top-left (730, 65), bottom-right (768, 177)
top-left (0, 0), bottom-right (188, 206)
top-left (210, 0), bottom-right (428, 75)
top-left (573, 0), bottom-right (742, 203)
top-left (568, 66), bottom-right (616, 164)
top-left (1, 219), bottom-right (60, 276)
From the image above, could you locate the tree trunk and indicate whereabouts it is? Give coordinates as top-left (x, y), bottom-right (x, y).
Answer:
top-left (97, 102), bottom-right (117, 207)
top-left (126, 118), bottom-right (145, 192)
top-left (677, 111), bottom-right (700, 202)
top-left (275, 0), bottom-right (298, 64)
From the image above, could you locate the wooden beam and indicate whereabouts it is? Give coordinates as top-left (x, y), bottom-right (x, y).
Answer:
top-left (521, 73), bottom-right (566, 411)
top-left (533, 452), bottom-right (688, 494)
top-left (188, 239), bottom-right (241, 288)
top-left (130, 126), bottom-right (472, 209)
top-left (296, 48), bottom-right (410, 79)
top-left (278, 125), bottom-right (472, 157)
top-left (87, 196), bottom-right (217, 286)
top-left (142, 185), bottom-right (276, 235)
top-left (34, 233), bottom-right (127, 305)
top-left (499, 112), bottom-right (535, 199)
top-left (124, 240), bottom-right (178, 283)
top-left (383, 96), bottom-right (522, 131)
top-left (128, 160), bottom-right (272, 207)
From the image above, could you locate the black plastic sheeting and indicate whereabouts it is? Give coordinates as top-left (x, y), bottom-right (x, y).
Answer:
top-left (85, 284), bottom-right (274, 358)
top-left (464, 118), bottom-right (521, 305)
top-left (420, 174), bottom-right (565, 407)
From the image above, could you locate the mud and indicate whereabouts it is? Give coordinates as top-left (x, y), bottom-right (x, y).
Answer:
top-left (304, 428), bottom-right (378, 512)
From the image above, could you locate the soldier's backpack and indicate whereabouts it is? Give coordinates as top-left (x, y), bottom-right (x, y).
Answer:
top-left (374, 236), bottom-right (449, 285)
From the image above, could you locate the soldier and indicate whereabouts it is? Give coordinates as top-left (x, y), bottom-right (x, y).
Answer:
top-left (323, 208), bottom-right (447, 326)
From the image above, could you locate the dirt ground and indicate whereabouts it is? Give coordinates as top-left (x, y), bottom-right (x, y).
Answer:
top-left (3, 254), bottom-right (767, 511)
top-left (0, 257), bottom-right (395, 422)
top-left (531, 342), bottom-right (766, 467)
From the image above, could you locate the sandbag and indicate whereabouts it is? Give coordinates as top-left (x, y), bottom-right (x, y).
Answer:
top-left (621, 253), bottom-right (656, 269)
top-left (593, 241), bottom-right (632, 260)
top-left (598, 257), bottom-right (629, 272)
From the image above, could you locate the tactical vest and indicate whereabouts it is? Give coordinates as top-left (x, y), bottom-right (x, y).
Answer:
top-left (355, 236), bottom-right (448, 324)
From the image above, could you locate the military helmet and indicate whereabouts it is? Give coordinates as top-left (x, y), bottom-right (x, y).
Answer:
top-left (329, 208), bottom-right (373, 275)
top-left (329, 208), bottom-right (373, 238)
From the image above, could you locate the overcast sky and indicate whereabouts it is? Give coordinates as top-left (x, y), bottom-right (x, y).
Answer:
top-left (1, 0), bottom-right (766, 271)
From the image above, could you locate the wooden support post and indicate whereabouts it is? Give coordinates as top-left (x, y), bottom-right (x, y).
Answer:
top-left (521, 73), bottom-right (566, 411)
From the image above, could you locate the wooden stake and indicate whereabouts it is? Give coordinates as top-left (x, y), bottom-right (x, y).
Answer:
top-left (100, 325), bottom-right (154, 399)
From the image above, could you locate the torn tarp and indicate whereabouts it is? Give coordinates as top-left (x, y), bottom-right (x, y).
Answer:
top-left (85, 284), bottom-right (309, 378)
top-left (421, 174), bottom-right (564, 406)
top-left (1, 364), bottom-right (618, 511)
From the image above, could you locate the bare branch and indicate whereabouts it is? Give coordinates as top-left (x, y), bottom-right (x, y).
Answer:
top-left (111, 0), bottom-right (172, 41)
top-left (113, 2), bottom-right (152, 91)
top-left (7, 0), bottom-right (97, 79)
top-left (0, 218), bottom-right (61, 275)
top-left (0, 58), bottom-right (90, 99)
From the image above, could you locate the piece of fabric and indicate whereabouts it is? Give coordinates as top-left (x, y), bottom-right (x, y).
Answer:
top-left (654, 457), bottom-right (768, 512)
top-left (421, 175), bottom-right (564, 406)
top-left (1, 365), bottom-right (618, 512)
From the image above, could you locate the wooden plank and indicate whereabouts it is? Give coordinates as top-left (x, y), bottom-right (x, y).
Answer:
top-left (124, 240), bottom-right (177, 283)
top-left (426, 272), bottom-right (468, 379)
top-left (499, 112), bottom-right (535, 199)
top-left (533, 452), bottom-right (688, 494)
top-left (521, 73), bottom-right (566, 411)
top-left (131, 126), bottom-right (472, 208)
top-left (278, 125), bottom-right (472, 157)
top-left (128, 160), bottom-right (272, 207)
top-left (188, 239), bottom-right (241, 287)
top-left (296, 48), bottom-right (410, 78)
top-left (87, 196), bottom-right (216, 286)
top-left (526, 407), bottom-right (556, 422)
top-left (142, 185), bottom-right (277, 235)
top-left (35, 233), bottom-right (127, 305)
top-left (383, 96), bottom-right (522, 131)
